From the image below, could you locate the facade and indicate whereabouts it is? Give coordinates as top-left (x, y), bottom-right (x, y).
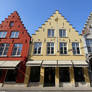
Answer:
top-left (25, 11), bottom-right (90, 87)
top-left (0, 11), bottom-right (31, 86)
top-left (82, 12), bottom-right (92, 86)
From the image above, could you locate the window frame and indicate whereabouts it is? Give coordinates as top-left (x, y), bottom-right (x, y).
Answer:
top-left (60, 42), bottom-right (68, 55)
top-left (33, 42), bottom-right (42, 55)
top-left (47, 42), bottom-right (54, 55)
top-left (0, 43), bottom-right (9, 56)
top-left (10, 31), bottom-right (19, 38)
top-left (0, 31), bottom-right (7, 38)
top-left (59, 29), bottom-right (66, 38)
top-left (48, 29), bottom-right (54, 37)
top-left (86, 39), bottom-right (92, 54)
top-left (72, 42), bottom-right (80, 55)
top-left (12, 44), bottom-right (23, 56)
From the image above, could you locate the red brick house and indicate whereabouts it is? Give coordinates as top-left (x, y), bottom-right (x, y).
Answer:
top-left (0, 11), bottom-right (31, 84)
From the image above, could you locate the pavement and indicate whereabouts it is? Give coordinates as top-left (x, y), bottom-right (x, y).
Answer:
top-left (1, 86), bottom-right (92, 91)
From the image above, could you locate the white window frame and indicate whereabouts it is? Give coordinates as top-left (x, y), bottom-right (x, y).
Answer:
top-left (60, 42), bottom-right (67, 55)
top-left (48, 29), bottom-right (54, 37)
top-left (47, 42), bottom-right (54, 55)
top-left (59, 29), bottom-right (66, 37)
top-left (12, 44), bottom-right (23, 56)
top-left (33, 42), bottom-right (42, 55)
top-left (10, 31), bottom-right (19, 38)
top-left (0, 31), bottom-right (7, 38)
top-left (0, 43), bottom-right (9, 56)
top-left (72, 42), bottom-right (80, 55)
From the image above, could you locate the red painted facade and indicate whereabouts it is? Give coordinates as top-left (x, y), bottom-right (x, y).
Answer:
top-left (0, 11), bottom-right (31, 83)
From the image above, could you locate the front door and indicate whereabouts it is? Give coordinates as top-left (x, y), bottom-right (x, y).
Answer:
top-left (44, 67), bottom-right (55, 87)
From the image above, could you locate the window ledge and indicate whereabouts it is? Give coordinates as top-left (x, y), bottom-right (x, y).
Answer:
top-left (47, 54), bottom-right (56, 56)
top-left (48, 37), bottom-right (56, 38)
top-left (73, 54), bottom-right (84, 56)
top-left (60, 54), bottom-right (70, 56)
top-left (10, 38), bottom-right (19, 39)
top-left (32, 54), bottom-right (43, 56)
top-left (11, 55), bottom-right (21, 57)
top-left (0, 55), bottom-right (7, 57)
top-left (59, 37), bottom-right (68, 38)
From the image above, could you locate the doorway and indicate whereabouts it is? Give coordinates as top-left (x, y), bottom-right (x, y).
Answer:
top-left (74, 67), bottom-right (85, 82)
top-left (44, 67), bottom-right (55, 87)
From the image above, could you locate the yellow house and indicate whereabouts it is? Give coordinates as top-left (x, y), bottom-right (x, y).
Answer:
top-left (24, 11), bottom-right (90, 87)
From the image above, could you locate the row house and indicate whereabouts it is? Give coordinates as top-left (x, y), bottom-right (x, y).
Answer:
top-left (24, 11), bottom-right (90, 87)
top-left (82, 12), bottom-right (92, 86)
top-left (0, 11), bottom-right (31, 87)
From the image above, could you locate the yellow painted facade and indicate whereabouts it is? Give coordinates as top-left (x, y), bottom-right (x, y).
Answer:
top-left (29, 11), bottom-right (86, 61)
top-left (25, 11), bottom-right (90, 87)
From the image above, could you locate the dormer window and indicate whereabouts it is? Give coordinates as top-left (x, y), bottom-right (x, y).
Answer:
top-left (48, 29), bottom-right (54, 37)
top-left (9, 21), bottom-right (14, 27)
top-left (10, 31), bottom-right (19, 38)
top-left (0, 31), bottom-right (7, 38)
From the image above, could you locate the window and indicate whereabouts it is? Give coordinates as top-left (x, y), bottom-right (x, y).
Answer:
top-left (10, 31), bottom-right (19, 38)
top-left (86, 39), bottom-right (92, 53)
top-left (59, 29), bottom-right (66, 37)
top-left (72, 42), bottom-right (80, 55)
top-left (33, 42), bottom-right (42, 55)
top-left (9, 22), bottom-right (14, 27)
top-left (0, 43), bottom-right (9, 56)
top-left (47, 42), bottom-right (54, 55)
top-left (0, 32), bottom-right (7, 38)
top-left (60, 42), bottom-right (67, 54)
top-left (12, 44), bottom-right (23, 56)
top-left (48, 29), bottom-right (54, 37)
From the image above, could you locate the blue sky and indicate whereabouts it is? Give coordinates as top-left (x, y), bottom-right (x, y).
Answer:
top-left (0, 0), bottom-right (92, 35)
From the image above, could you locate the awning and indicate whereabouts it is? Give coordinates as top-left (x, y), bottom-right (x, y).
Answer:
top-left (58, 61), bottom-right (72, 67)
top-left (42, 61), bottom-right (57, 67)
top-left (26, 61), bottom-right (42, 66)
top-left (0, 61), bottom-right (20, 69)
top-left (72, 61), bottom-right (88, 67)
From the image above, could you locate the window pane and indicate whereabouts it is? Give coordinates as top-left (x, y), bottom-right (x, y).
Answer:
top-left (0, 43), bottom-right (9, 56)
top-left (33, 42), bottom-right (42, 55)
top-left (10, 31), bottom-right (19, 38)
top-left (0, 32), bottom-right (7, 38)
top-left (48, 29), bottom-right (54, 37)
top-left (59, 29), bottom-right (66, 37)
top-left (12, 44), bottom-right (22, 56)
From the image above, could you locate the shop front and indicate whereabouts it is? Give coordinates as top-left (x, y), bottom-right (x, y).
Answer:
top-left (0, 61), bottom-right (21, 87)
top-left (25, 60), bottom-right (90, 87)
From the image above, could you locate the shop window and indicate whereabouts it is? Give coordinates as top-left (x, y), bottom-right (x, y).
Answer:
top-left (12, 44), bottom-right (23, 56)
top-left (60, 42), bottom-right (67, 54)
top-left (48, 29), bottom-right (54, 37)
top-left (59, 29), bottom-right (66, 37)
top-left (47, 42), bottom-right (54, 55)
top-left (5, 70), bottom-right (17, 82)
top-left (59, 67), bottom-right (70, 82)
top-left (33, 42), bottom-right (42, 55)
top-left (44, 67), bottom-right (55, 86)
top-left (29, 67), bottom-right (40, 82)
top-left (72, 42), bottom-right (80, 55)
top-left (10, 31), bottom-right (19, 38)
top-left (0, 31), bottom-right (7, 38)
top-left (74, 67), bottom-right (85, 82)
top-left (0, 43), bottom-right (9, 56)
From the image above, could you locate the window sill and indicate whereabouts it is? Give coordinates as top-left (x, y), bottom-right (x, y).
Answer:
top-left (73, 54), bottom-right (84, 56)
top-left (60, 54), bottom-right (70, 56)
top-left (32, 54), bottom-right (43, 56)
top-left (47, 54), bottom-right (56, 56)
top-left (59, 37), bottom-right (68, 38)
top-left (11, 55), bottom-right (21, 57)
top-left (0, 55), bottom-right (7, 57)
top-left (48, 37), bottom-right (56, 38)
top-left (10, 37), bottom-right (19, 39)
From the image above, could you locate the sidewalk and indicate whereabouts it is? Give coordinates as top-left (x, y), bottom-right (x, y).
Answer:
top-left (1, 86), bottom-right (92, 91)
